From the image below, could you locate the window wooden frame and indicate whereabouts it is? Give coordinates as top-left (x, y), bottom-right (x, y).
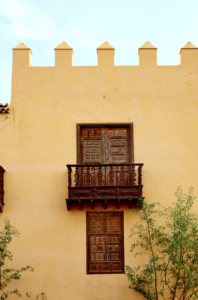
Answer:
top-left (86, 211), bottom-right (124, 274)
top-left (76, 123), bottom-right (134, 164)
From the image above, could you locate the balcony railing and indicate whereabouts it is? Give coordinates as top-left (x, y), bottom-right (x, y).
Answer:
top-left (66, 163), bottom-right (143, 210)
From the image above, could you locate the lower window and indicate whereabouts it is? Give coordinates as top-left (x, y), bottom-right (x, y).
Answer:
top-left (87, 211), bottom-right (124, 274)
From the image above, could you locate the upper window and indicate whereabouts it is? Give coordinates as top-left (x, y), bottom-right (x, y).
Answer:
top-left (77, 123), bottom-right (134, 165)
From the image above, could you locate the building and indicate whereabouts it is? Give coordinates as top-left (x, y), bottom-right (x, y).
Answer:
top-left (0, 40), bottom-right (198, 299)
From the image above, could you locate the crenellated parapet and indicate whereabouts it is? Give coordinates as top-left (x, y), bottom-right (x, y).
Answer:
top-left (11, 41), bottom-right (198, 67)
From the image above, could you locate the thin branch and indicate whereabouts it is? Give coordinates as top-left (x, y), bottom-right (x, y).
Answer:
top-left (144, 209), bottom-right (158, 300)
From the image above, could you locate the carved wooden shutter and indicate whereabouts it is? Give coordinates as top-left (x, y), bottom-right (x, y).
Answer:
top-left (80, 126), bottom-right (131, 186)
top-left (80, 127), bottom-right (104, 164)
top-left (87, 212), bottom-right (124, 274)
top-left (106, 127), bottom-right (130, 164)
top-left (80, 126), bottom-right (131, 165)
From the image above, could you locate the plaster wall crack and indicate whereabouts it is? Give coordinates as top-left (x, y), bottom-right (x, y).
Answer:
top-left (94, 275), bottom-right (101, 300)
top-left (0, 104), bottom-right (15, 135)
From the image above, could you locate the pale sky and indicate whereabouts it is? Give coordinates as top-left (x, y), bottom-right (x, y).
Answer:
top-left (0, 0), bottom-right (198, 104)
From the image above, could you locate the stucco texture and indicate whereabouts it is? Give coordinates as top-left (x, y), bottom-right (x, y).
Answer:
top-left (0, 41), bottom-right (198, 299)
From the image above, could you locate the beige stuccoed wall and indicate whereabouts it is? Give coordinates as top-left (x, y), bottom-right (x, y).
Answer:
top-left (1, 41), bottom-right (198, 299)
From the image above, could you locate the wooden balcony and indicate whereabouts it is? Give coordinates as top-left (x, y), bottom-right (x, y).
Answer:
top-left (0, 166), bottom-right (5, 212)
top-left (66, 163), bottom-right (143, 210)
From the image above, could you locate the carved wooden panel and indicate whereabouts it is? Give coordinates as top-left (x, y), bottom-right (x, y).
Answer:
top-left (83, 140), bottom-right (101, 163)
top-left (80, 128), bottom-right (103, 164)
top-left (87, 212), bottom-right (124, 274)
top-left (79, 125), bottom-right (131, 186)
top-left (69, 185), bottom-right (142, 199)
top-left (107, 128), bottom-right (129, 164)
top-left (80, 126), bottom-right (131, 165)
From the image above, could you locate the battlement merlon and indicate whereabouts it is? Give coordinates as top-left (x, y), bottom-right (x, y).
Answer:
top-left (138, 41), bottom-right (157, 66)
top-left (54, 42), bottom-right (74, 67)
top-left (12, 41), bottom-right (198, 67)
top-left (180, 42), bottom-right (198, 66)
top-left (97, 41), bottom-right (115, 67)
top-left (12, 43), bottom-right (33, 68)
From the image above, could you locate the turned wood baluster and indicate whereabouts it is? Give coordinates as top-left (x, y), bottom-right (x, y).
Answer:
top-left (105, 166), bottom-right (107, 186)
top-left (86, 166), bottom-right (91, 186)
top-left (131, 165), bottom-right (136, 185)
top-left (74, 166), bottom-right (79, 187)
top-left (93, 166), bottom-right (96, 186)
top-left (138, 165), bottom-right (142, 185)
top-left (109, 166), bottom-right (114, 186)
top-left (127, 165), bottom-right (130, 186)
top-left (80, 167), bottom-right (83, 187)
top-left (98, 166), bottom-right (102, 186)
top-left (68, 166), bottom-right (72, 187)
top-left (120, 165), bottom-right (125, 186)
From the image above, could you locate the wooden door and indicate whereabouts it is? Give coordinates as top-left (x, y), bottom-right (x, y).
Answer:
top-left (78, 125), bottom-right (132, 186)
top-left (79, 126), bottom-right (131, 165)
top-left (87, 212), bottom-right (124, 274)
